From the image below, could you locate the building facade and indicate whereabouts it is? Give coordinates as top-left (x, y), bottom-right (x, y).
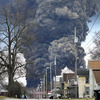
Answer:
top-left (77, 69), bottom-right (89, 98)
top-left (89, 61), bottom-right (100, 98)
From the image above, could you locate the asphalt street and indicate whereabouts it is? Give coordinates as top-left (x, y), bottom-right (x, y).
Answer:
top-left (3, 98), bottom-right (54, 100)
top-left (3, 99), bottom-right (95, 100)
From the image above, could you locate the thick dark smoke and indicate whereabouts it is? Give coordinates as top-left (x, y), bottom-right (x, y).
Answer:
top-left (0, 0), bottom-right (99, 87)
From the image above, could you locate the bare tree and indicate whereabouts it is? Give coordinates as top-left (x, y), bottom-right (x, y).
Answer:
top-left (90, 31), bottom-right (100, 60)
top-left (0, 7), bottom-right (34, 97)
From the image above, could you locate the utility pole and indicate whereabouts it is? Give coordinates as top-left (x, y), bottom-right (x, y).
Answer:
top-left (45, 67), bottom-right (49, 98)
top-left (74, 27), bottom-right (78, 98)
top-left (50, 63), bottom-right (52, 91)
top-left (40, 80), bottom-right (43, 99)
top-left (44, 74), bottom-right (45, 98)
top-left (38, 84), bottom-right (40, 99)
top-left (46, 68), bottom-right (48, 98)
top-left (54, 56), bottom-right (57, 97)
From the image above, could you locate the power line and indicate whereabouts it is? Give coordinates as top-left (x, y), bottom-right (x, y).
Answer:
top-left (86, 34), bottom-right (100, 56)
top-left (84, 32), bottom-right (100, 50)
top-left (83, 11), bottom-right (100, 49)
top-left (87, 11), bottom-right (100, 34)
top-left (86, 46), bottom-right (100, 58)
top-left (78, 33), bottom-right (100, 58)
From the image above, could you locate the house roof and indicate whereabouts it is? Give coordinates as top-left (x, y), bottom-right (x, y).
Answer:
top-left (88, 61), bottom-right (100, 69)
top-left (93, 70), bottom-right (100, 83)
top-left (0, 85), bottom-right (8, 93)
top-left (77, 69), bottom-right (89, 76)
top-left (0, 89), bottom-right (8, 93)
top-left (61, 66), bottom-right (74, 75)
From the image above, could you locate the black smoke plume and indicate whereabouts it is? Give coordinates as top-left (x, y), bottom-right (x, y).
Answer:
top-left (0, 0), bottom-right (99, 87)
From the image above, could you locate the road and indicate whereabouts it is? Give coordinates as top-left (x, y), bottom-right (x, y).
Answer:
top-left (3, 99), bottom-right (95, 100)
top-left (3, 98), bottom-right (54, 100)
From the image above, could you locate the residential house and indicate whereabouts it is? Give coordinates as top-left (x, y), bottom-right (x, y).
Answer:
top-left (61, 67), bottom-right (75, 98)
top-left (0, 84), bottom-right (8, 96)
top-left (53, 66), bottom-right (91, 98)
top-left (77, 69), bottom-right (89, 98)
top-left (53, 67), bottom-right (75, 98)
top-left (67, 76), bottom-right (78, 98)
top-left (89, 60), bottom-right (100, 98)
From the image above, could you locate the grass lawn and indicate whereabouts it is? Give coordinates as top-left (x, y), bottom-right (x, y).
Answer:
top-left (0, 96), bottom-right (11, 100)
top-left (0, 96), bottom-right (6, 100)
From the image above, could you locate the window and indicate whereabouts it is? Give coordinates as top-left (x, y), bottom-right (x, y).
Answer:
top-left (85, 87), bottom-right (89, 95)
top-left (85, 77), bottom-right (89, 83)
top-left (62, 83), bottom-right (64, 89)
